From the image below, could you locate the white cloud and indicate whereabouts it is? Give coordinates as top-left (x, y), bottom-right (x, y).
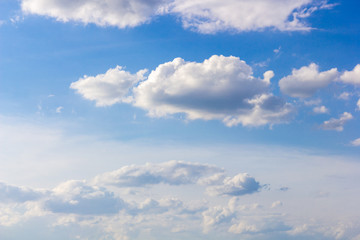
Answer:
top-left (94, 160), bottom-right (224, 187)
top-left (206, 173), bottom-right (261, 196)
top-left (338, 92), bottom-right (352, 100)
top-left (351, 138), bottom-right (360, 147)
top-left (21, 0), bottom-right (333, 33)
top-left (133, 55), bottom-right (292, 127)
top-left (45, 180), bottom-right (125, 215)
top-left (56, 106), bottom-right (63, 113)
top-left (171, 0), bottom-right (330, 34)
top-left (340, 64), bottom-right (360, 86)
top-left (279, 63), bottom-right (338, 98)
top-left (21, 0), bottom-right (166, 28)
top-left (313, 105), bottom-right (329, 114)
top-left (357, 99), bottom-right (360, 110)
top-left (321, 112), bottom-right (353, 131)
top-left (70, 66), bottom-right (147, 106)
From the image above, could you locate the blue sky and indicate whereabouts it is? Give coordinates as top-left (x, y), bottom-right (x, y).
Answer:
top-left (1, 0), bottom-right (360, 239)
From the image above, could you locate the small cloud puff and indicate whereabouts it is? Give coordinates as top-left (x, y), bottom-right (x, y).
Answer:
top-left (70, 66), bottom-right (147, 106)
top-left (340, 64), bottom-right (360, 86)
top-left (351, 138), bottom-right (360, 147)
top-left (313, 105), bottom-right (329, 114)
top-left (279, 63), bottom-right (338, 98)
top-left (321, 112), bottom-right (353, 132)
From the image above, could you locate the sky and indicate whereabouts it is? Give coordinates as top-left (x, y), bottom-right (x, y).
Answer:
top-left (0, 0), bottom-right (360, 239)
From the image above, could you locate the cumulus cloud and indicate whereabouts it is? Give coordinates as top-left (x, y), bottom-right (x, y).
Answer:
top-left (279, 63), bottom-right (338, 98)
top-left (321, 112), bottom-right (353, 131)
top-left (340, 64), bottom-right (360, 86)
top-left (21, 0), bottom-right (333, 33)
top-left (45, 180), bottom-right (125, 215)
top-left (133, 55), bottom-right (292, 127)
top-left (70, 66), bottom-right (147, 106)
top-left (21, 0), bottom-right (166, 28)
top-left (351, 138), bottom-right (360, 147)
top-left (313, 105), bottom-right (329, 114)
top-left (170, 0), bottom-right (331, 34)
top-left (94, 160), bottom-right (224, 187)
top-left (206, 173), bottom-right (261, 196)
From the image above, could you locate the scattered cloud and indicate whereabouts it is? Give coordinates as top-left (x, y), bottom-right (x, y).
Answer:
top-left (71, 55), bottom-right (293, 127)
top-left (206, 173), bottom-right (261, 196)
top-left (70, 66), bottom-right (147, 106)
top-left (351, 138), bottom-right (360, 147)
top-left (55, 106), bottom-right (63, 113)
top-left (313, 105), bottom-right (329, 114)
top-left (21, 0), bottom-right (334, 33)
top-left (338, 92), bottom-right (351, 100)
top-left (45, 180), bottom-right (125, 215)
top-left (321, 112), bottom-right (353, 131)
top-left (357, 99), bottom-right (360, 110)
top-left (94, 160), bottom-right (224, 187)
top-left (133, 55), bottom-right (292, 127)
top-left (340, 64), bottom-right (360, 86)
top-left (279, 63), bottom-right (338, 98)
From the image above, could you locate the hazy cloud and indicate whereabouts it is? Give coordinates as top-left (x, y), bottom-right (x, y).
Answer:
top-left (45, 180), bottom-right (125, 215)
top-left (279, 63), bottom-right (338, 98)
top-left (321, 112), bottom-right (353, 131)
top-left (0, 182), bottom-right (44, 203)
top-left (94, 160), bottom-right (224, 187)
top-left (313, 105), bottom-right (329, 114)
top-left (351, 138), bottom-right (360, 147)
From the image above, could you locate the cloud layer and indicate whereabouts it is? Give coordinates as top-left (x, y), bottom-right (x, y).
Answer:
top-left (21, 0), bottom-right (333, 33)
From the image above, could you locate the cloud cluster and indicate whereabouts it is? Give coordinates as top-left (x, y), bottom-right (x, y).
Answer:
top-left (279, 63), bottom-right (338, 98)
top-left (72, 55), bottom-right (293, 127)
top-left (0, 182), bottom-right (44, 203)
top-left (21, 0), bottom-right (333, 33)
top-left (321, 112), bottom-right (353, 132)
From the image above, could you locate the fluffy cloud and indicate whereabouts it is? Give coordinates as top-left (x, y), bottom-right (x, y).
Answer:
top-left (351, 138), bottom-right (360, 147)
top-left (340, 64), bottom-right (360, 86)
top-left (206, 173), bottom-right (261, 196)
top-left (94, 160), bottom-right (224, 187)
top-left (279, 63), bottom-right (338, 98)
top-left (170, 0), bottom-right (329, 34)
top-left (45, 180), bottom-right (125, 215)
top-left (21, 0), bottom-right (166, 28)
top-left (313, 105), bottom-right (329, 114)
top-left (21, 0), bottom-right (333, 33)
top-left (70, 66), bottom-right (147, 106)
top-left (321, 112), bottom-right (353, 131)
top-left (133, 55), bottom-right (293, 127)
